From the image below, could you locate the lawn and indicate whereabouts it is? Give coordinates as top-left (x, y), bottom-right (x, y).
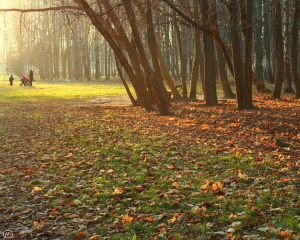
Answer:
top-left (0, 82), bottom-right (299, 239)
top-left (0, 79), bottom-right (129, 101)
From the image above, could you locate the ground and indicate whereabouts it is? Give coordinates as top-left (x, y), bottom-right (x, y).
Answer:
top-left (0, 94), bottom-right (299, 239)
top-left (69, 95), bottom-right (133, 107)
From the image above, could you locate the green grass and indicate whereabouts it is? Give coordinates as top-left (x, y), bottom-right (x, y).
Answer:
top-left (0, 81), bottom-right (299, 239)
top-left (0, 80), bottom-right (129, 101)
top-left (36, 117), bottom-right (298, 239)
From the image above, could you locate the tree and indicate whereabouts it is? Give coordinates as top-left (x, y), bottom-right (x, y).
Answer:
top-left (1, 0), bottom-right (297, 114)
top-left (291, 0), bottom-right (300, 98)
top-left (273, 0), bottom-right (284, 99)
top-left (202, 0), bottom-right (218, 106)
top-left (227, 0), bottom-right (245, 109)
top-left (241, 0), bottom-right (254, 109)
top-left (188, 0), bottom-right (201, 100)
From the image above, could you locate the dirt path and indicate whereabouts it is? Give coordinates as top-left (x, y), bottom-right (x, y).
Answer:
top-left (67, 94), bottom-right (228, 107)
top-left (67, 95), bottom-right (133, 107)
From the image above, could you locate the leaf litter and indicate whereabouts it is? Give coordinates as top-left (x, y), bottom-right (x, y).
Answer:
top-left (0, 94), bottom-right (299, 239)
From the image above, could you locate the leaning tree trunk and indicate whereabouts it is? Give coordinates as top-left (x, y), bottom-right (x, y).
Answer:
top-left (75, 0), bottom-right (153, 111)
top-left (133, 1), bottom-right (181, 100)
top-left (115, 56), bottom-right (138, 106)
top-left (211, 0), bottom-right (235, 99)
top-left (146, 0), bottom-right (170, 115)
top-left (215, 43), bottom-right (235, 98)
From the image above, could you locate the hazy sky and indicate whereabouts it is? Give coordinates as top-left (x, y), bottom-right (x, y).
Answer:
top-left (0, 1), bottom-right (14, 62)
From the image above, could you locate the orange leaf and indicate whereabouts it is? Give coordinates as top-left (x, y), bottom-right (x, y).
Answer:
top-left (229, 213), bottom-right (237, 219)
top-left (167, 164), bottom-right (175, 169)
top-left (26, 168), bottom-right (33, 173)
top-left (146, 216), bottom-right (154, 222)
top-left (280, 230), bottom-right (291, 238)
top-left (172, 182), bottom-right (180, 189)
top-left (33, 186), bottom-right (43, 191)
top-left (201, 124), bottom-right (210, 131)
top-left (74, 232), bottom-right (86, 239)
top-left (212, 181), bottom-right (222, 191)
top-left (122, 214), bottom-right (134, 224)
top-left (113, 188), bottom-right (124, 195)
top-left (106, 169), bottom-right (114, 174)
top-left (169, 213), bottom-right (181, 223)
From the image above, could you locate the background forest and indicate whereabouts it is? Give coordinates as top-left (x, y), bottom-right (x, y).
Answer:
top-left (1, 1), bottom-right (300, 239)
top-left (1, 0), bottom-right (300, 114)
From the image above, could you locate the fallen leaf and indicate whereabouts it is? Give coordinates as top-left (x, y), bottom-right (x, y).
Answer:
top-left (122, 215), bottom-right (134, 224)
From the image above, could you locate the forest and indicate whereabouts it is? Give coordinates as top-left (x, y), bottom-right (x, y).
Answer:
top-left (1, 1), bottom-right (300, 239)
top-left (0, 0), bottom-right (299, 115)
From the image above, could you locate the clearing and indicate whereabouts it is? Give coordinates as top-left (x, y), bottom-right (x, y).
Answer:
top-left (0, 93), bottom-right (299, 239)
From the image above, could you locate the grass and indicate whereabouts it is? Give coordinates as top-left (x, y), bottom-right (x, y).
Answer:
top-left (0, 79), bottom-right (129, 101)
top-left (19, 114), bottom-right (299, 238)
top-left (0, 81), bottom-right (299, 239)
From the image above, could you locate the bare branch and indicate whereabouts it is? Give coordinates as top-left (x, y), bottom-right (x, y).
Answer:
top-left (0, 6), bottom-right (81, 13)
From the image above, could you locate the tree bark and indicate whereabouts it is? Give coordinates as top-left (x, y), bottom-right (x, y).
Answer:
top-left (146, 0), bottom-right (170, 115)
top-left (283, 0), bottom-right (294, 93)
top-left (291, 0), bottom-right (300, 98)
top-left (75, 0), bottom-right (153, 111)
top-left (228, 0), bottom-right (245, 109)
top-left (241, 0), bottom-right (254, 109)
top-left (211, 0), bottom-right (235, 99)
top-left (273, 0), bottom-right (284, 99)
top-left (202, 0), bottom-right (218, 106)
top-left (115, 56), bottom-right (138, 106)
top-left (189, 0), bottom-right (200, 100)
top-left (173, 10), bottom-right (188, 99)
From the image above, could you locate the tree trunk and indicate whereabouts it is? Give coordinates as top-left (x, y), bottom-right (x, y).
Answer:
top-left (173, 10), bottom-right (188, 99)
top-left (115, 56), bottom-right (138, 106)
top-left (263, 4), bottom-right (274, 83)
top-left (146, 0), bottom-right (170, 115)
top-left (215, 43), bottom-right (235, 98)
top-left (189, 0), bottom-right (200, 100)
top-left (273, 0), bottom-right (284, 99)
top-left (228, 0), bottom-right (245, 109)
top-left (211, 0), bottom-right (235, 99)
top-left (283, 0), bottom-right (294, 93)
top-left (291, 0), bottom-right (300, 98)
top-left (254, 2), bottom-right (264, 82)
top-left (202, 0), bottom-right (218, 106)
top-left (75, 0), bottom-right (153, 111)
top-left (95, 33), bottom-right (100, 80)
top-left (241, 0), bottom-right (254, 109)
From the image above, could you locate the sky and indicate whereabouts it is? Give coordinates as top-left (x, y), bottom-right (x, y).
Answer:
top-left (0, 1), bottom-right (13, 63)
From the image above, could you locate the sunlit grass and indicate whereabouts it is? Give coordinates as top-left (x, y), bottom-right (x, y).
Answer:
top-left (0, 79), bottom-right (129, 101)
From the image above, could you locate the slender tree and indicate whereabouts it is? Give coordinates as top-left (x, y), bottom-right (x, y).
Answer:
top-left (273, 0), bottom-right (284, 99)
top-left (291, 0), bottom-right (300, 98)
